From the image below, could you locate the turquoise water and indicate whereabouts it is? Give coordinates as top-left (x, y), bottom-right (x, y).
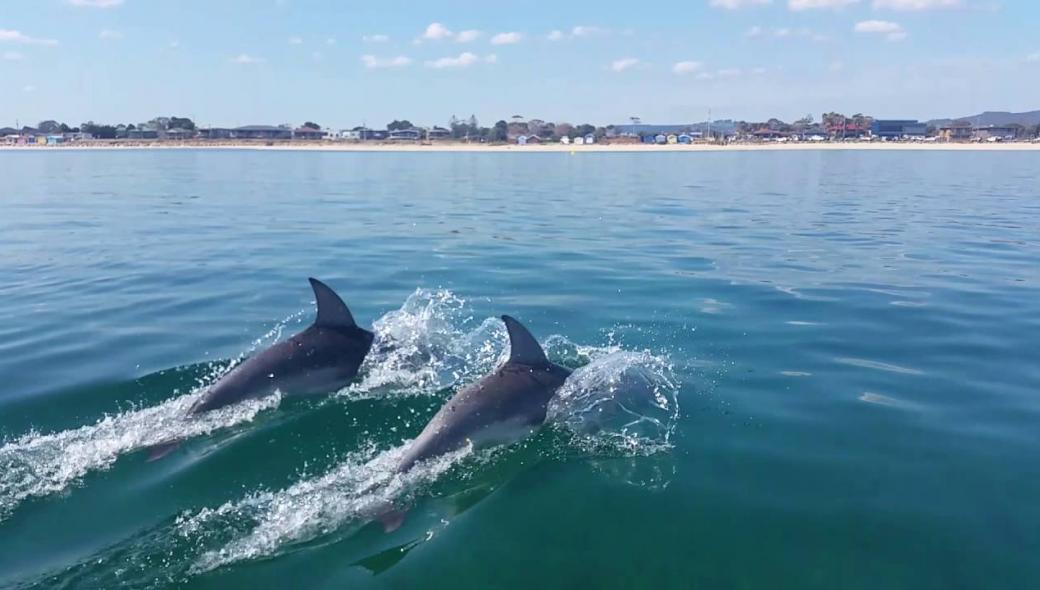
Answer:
top-left (1, 149), bottom-right (1038, 589)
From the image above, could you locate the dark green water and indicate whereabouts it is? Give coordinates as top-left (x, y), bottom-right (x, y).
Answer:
top-left (1, 150), bottom-right (1038, 589)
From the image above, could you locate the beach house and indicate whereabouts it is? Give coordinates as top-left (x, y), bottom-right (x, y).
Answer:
top-left (871, 120), bottom-right (927, 139)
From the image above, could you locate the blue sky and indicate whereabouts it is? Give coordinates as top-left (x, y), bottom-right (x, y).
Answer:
top-left (1, 0), bottom-right (1038, 128)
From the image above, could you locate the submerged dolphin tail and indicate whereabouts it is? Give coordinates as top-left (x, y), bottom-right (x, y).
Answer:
top-left (309, 278), bottom-right (358, 329)
top-left (501, 315), bottom-right (548, 366)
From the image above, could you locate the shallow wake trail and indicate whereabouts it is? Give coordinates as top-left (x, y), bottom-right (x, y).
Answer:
top-left (181, 443), bottom-right (473, 573)
top-left (0, 390), bottom-right (282, 522)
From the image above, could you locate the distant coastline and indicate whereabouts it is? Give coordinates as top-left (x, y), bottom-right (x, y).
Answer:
top-left (2, 141), bottom-right (1039, 152)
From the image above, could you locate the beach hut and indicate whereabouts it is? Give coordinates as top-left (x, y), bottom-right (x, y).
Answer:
top-left (654, 134), bottom-right (666, 144)
top-left (560, 136), bottom-right (571, 145)
top-left (678, 134), bottom-right (692, 144)
top-left (666, 134), bottom-right (678, 144)
top-left (573, 136), bottom-right (585, 145)
top-left (584, 134), bottom-right (595, 145)
top-left (517, 135), bottom-right (528, 145)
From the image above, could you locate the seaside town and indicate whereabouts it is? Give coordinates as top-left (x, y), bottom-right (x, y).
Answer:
top-left (3, 111), bottom-right (1040, 147)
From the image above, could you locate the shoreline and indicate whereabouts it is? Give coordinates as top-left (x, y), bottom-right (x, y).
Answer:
top-left (2, 141), bottom-right (1039, 152)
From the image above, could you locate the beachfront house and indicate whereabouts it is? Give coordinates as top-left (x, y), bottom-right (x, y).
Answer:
top-left (198, 125), bottom-right (293, 140)
top-left (293, 127), bottom-right (324, 140)
top-left (972, 125), bottom-right (1018, 141)
top-left (389, 128), bottom-right (422, 141)
top-left (938, 123), bottom-right (973, 142)
top-left (427, 127), bottom-right (451, 140)
top-left (871, 120), bottom-right (927, 139)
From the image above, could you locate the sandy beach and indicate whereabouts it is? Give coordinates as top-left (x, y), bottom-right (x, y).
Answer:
top-left (2, 141), bottom-right (1039, 152)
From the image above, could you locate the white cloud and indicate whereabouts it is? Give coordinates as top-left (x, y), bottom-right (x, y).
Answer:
top-left (572, 25), bottom-right (607, 37)
top-left (98, 29), bottom-right (122, 40)
top-left (23, 84), bottom-right (36, 92)
top-left (751, 66), bottom-right (768, 74)
top-left (420, 22), bottom-right (453, 41)
top-left (311, 51), bottom-right (323, 61)
top-left (362, 34), bottom-right (389, 43)
top-left (745, 25), bottom-right (764, 38)
top-left (854, 20), bottom-right (907, 40)
top-left (490, 31), bottom-right (523, 45)
top-left (361, 54), bottom-right (412, 68)
top-left (67, 0), bottom-right (123, 7)
top-left (0, 30), bottom-right (59, 46)
top-left (456, 30), bottom-right (482, 43)
top-left (230, 53), bottom-right (264, 64)
top-left (611, 57), bottom-right (640, 72)
top-left (709, 0), bottom-right (772, 8)
top-left (3, 50), bottom-right (24, 60)
top-left (425, 51), bottom-right (495, 68)
top-left (288, 36), bottom-right (303, 45)
top-left (789, 0), bottom-right (859, 9)
top-left (1028, 51), bottom-right (1040, 63)
top-left (547, 30), bottom-right (564, 41)
top-left (829, 60), bottom-right (845, 71)
top-left (695, 67), bottom-right (744, 80)
top-left (717, 67), bottom-right (742, 78)
top-left (325, 37), bottom-right (336, 45)
top-left (672, 60), bottom-right (703, 74)
top-left (169, 40), bottom-right (180, 49)
top-left (872, 0), bottom-right (960, 9)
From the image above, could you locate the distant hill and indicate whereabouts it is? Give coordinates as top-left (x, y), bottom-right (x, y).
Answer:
top-left (927, 110), bottom-right (1040, 128)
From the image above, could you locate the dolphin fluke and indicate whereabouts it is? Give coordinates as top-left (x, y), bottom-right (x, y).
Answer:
top-left (309, 277), bottom-right (358, 329)
top-left (501, 315), bottom-right (548, 366)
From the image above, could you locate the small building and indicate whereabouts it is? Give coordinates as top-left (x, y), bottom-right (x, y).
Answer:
top-left (584, 134), bottom-right (595, 145)
top-left (666, 134), bottom-right (678, 144)
top-left (427, 127), bottom-right (451, 140)
top-left (46, 135), bottom-right (64, 145)
top-left (871, 120), bottom-right (927, 139)
top-left (573, 136), bottom-right (585, 145)
top-left (677, 134), bottom-right (692, 144)
top-left (938, 123), bottom-right (973, 142)
top-left (560, 136), bottom-right (571, 145)
top-left (293, 127), bottom-right (324, 140)
top-left (972, 125), bottom-right (1018, 141)
top-left (517, 135), bottom-right (528, 145)
top-left (654, 134), bottom-right (666, 144)
top-left (127, 128), bottom-right (159, 139)
top-left (165, 128), bottom-right (195, 140)
top-left (388, 128), bottom-right (422, 141)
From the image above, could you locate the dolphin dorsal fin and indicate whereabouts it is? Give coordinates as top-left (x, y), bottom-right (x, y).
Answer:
top-left (309, 278), bottom-right (358, 329)
top-left (501, 315), bottom-right (548, 366)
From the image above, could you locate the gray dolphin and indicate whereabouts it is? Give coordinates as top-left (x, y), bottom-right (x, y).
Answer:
top-left (397, 315), bottom-right (571, 472)
top-left (147, 278), bottom-right (374, 459)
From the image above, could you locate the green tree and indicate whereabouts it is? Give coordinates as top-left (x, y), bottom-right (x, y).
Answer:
top-left (302, 121), bottom-right (321, 130)
top-left (490, 120), bottom-right (508, 142)
top-left (38, 120), bottom-right (61, 133)
top-left (169, 116), bottom-right (196, 131)
top-left (387, 120), bottom-right (414, 131)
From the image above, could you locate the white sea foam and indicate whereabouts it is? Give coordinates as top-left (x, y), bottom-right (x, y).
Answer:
top-left (184, 443), bottom-right (474, 573)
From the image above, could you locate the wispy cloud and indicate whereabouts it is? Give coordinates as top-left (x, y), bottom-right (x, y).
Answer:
top-left (872, 0), bottom-right (960, 9)
top-left (0, 30), bottom-right (59, 46)
top-left (673, 60), bottom-right (703, 74)
top-left (419, 22), bottom-right (453, 41)
top-left (325, 37), bottom-right (336, 45)
top-left (362, 34), bottom-right (389, 43)
top-left (548, 25), bottom-right (609, 41)
top-left (490, 31), bottom-right (523, 45)
top-left (709, 0), bottom-right (772, 8)
top-left (230, 53), bottom-right (264, 64)
top-left (695, 67), bottom-right (744, 80)
top-left (3, 50), bottom-right (24, 60)
top-left (749, 26), bottom-right (829, 41)
top-left (610, 57), bottom-right (640, 72)
top-left (456, 30), bottom-right (482, 43)
top-left (169, 40), bottom-right (180, 49)
top-left (288, 36), bottom-right (303, 45)
top-left (854, 19), bottom-right (907, 40)
top-left (67, 0), bottom-right (123, 7)
top-left (361, 54), bottom-right (412, 69)
top-left (789, 0), bottom-right (860, 9)
top-left (1027, 51), bottom-right (1040, 63)
top-left (23, 84), bottom-right (36, 92)
top-left (425, 51), bottom-right (496, 68)
top-left (99, 29), bottom-right (122, 40)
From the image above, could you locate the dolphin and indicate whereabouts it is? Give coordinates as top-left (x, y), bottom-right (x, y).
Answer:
top-left (146, 278), bottom-right (374, 459)
top-left (397, 315), bottom-right (572, 472)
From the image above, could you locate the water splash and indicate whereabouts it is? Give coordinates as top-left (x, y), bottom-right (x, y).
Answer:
top-left (342, 288), bottom-right (508, 398)
top-left (0, 313), bottom-right (304, 522)
top-left (183, 443), bottom-right (475, 573)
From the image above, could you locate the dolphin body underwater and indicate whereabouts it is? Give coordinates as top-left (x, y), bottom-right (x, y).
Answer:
top-left (397, 315), bottom-right (572, 471)
top-left (146, 278), bottom-right (374, 459)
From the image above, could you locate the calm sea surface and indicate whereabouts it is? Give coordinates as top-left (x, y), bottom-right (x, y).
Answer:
top-left (1, 149), bottom-right (1038, 589)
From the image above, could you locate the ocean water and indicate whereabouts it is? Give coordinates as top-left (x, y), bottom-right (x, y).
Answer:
top-left (0, 149), bottom-right (1038, 589)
